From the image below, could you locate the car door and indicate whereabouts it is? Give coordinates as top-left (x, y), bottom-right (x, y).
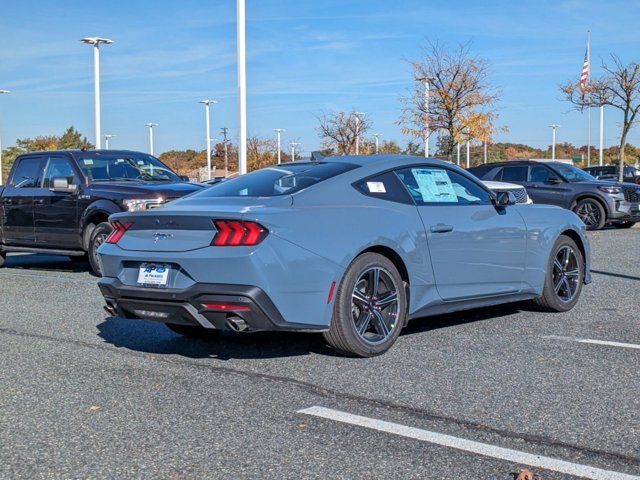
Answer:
top-left (395, 166), bottom-right (527, 301)
top-left (1, 156), bottom-right (44, 245)
top-left (524, 164), bottom-right (570, 207)
top-left (34, 155), bottom-right (82, 248)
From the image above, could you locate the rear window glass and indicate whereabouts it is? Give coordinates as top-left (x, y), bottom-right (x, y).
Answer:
top-left (195, 162), bottom-right (358, 197)
top-left (500, 166), bottom-right (528, 182)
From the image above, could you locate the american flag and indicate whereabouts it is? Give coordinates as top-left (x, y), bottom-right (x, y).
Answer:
top-left (579, 43), bottom-right (590, 96)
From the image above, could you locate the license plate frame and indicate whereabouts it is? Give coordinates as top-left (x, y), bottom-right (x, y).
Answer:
top-left (137, 263), bottom-right (170, 287)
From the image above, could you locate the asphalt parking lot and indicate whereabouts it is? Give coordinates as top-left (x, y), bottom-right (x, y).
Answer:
top-left (0, 228), bottom-right (639, 479)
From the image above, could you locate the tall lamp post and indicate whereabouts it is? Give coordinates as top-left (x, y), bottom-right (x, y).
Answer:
top-left (0, 89), bottom-right (9, 185)
top-left (145, 123), bottom-right (158, 156)
top-left (373, 133), bottom-right (381, 154)
top-left (549, 124), bottom-right (560, 161)
top-left (104, 134), bottom-right (115, 150)
top-left (220, 127), bottom-right (229, 177)
top-left (353, 111), bottom-right (365, 155)
top-left (274, 128), bottom-right (285, 164)
top-left (290, 142), bottom-right (299, 161)
top-left (81, 37), bottom-right (113, 150)
top-left (200, 99), bottom-right (217, 180)
top-left (237, 0), bottom-right (247, 175)
top-left (417, 76), bottom-right (432, 157)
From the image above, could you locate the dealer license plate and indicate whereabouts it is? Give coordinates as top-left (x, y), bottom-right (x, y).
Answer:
top-left (137, 263), bottom-right (170, 287)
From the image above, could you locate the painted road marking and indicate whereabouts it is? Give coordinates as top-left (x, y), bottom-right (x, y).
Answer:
top-left (545, 335), bottom-right (640, 351)
top-left (298, 406), bottom-right (639, 480)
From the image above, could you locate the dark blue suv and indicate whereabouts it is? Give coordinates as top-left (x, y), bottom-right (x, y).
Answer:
top-left (469, 160), bottom-right (640, 230)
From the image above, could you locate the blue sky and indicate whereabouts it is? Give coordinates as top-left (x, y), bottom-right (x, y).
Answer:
top-left (0, 0), bottom-right (639, 156)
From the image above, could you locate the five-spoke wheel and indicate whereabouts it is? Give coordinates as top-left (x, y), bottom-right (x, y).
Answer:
top-left (535, 235), bottom-right (584, 312)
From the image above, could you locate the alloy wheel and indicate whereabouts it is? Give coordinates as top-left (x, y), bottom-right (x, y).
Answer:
top-left (552, 245), bottom-right (580, 302)
top-left (575, 201), bottom-right (601, 227)
top-left (351, 267), bottom-right (400, 345)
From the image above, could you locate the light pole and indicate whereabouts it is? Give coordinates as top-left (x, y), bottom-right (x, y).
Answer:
top-left (466, 138), bottom-right (471, 169)
top-left (81, 37), bottom-right (113, 150)
top-left (456, 142), bottom-right (461, 166)
top-left (104, 134), bottom-right (115, 149)
top-left (0, 89), bottom-right (9, 185)
top-left (237, 0), bottom-right (247, 175)
top-left (417, 76), bottom-right (432, 157)
top-left (274, 128), bottom-right (285, 164)
top-left (353, 111), bottom-right (365, 155)
top-left (145, 123), bottom-right (158, 156)
top-left (483, 141), bottom-right (488, 164)
top-left (221, 127), bottom-right (229, 177)
top-left (200, 99), bottom-right (217, 180)
top-left (599, 106), bottom-right (604, 166)
top-left (549, 124), bottom-right (560, 161)
top-left (290, 142), bottom-right (299, 161)
top-left (373, 133), bottom-right (381, 154)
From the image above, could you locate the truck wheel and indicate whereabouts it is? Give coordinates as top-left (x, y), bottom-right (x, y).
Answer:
top-left (573, 198), bottom-right (606, 230)
top-left (88, 222), bottom-right (113, 277)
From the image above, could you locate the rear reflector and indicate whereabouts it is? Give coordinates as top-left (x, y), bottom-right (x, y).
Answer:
top-left (327, 281), bottom-right (336, 304)
top-left (212, 220), bottom-right (268, 246)
top-left (202, 302), bottom-right (251, 311)
top-left (106, 221), bottom-right (133, 244)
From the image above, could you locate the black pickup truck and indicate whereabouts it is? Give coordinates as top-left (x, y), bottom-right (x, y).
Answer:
top-left (0, 149), bottom-right (204, 275)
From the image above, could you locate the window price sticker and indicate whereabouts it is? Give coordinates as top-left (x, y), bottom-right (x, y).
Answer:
top-left (366, 181), bottom-right (387, 193)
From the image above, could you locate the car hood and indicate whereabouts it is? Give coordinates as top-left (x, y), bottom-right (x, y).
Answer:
top-left (87, 181), bottom-right (204, 198)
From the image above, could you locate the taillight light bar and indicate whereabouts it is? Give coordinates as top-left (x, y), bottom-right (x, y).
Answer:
top-left (212, 220), bottom-right (268, 246)
top-left (202, 302), bottom-right (251, 311)
top-left (106, 221), bottom-right (134, 244)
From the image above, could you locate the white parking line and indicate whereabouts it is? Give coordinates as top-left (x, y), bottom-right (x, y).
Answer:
top-left (545, 335), bottom-right (640, 351)
top-left (298, 406), bottom-right (639, 480)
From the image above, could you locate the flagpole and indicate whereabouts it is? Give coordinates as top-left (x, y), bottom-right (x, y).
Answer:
top-left (586, 30), bottom-right (591, 167)
top-left (599, 105), bottom-right (604, 166)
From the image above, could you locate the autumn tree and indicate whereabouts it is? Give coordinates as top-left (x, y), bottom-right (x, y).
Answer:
top-left (316, 110), bottom-right (372, 155)
top-left (398, 42), bottom-right (502, 160)
top-left (562, 55), bottom-right (640, 181)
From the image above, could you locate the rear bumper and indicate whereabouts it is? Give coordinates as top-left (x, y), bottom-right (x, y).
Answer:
top-left (98, 277), bottom-right (328, 332)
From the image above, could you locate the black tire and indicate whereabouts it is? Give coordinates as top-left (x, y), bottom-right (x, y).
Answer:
top-left (165, 323), bottom-right (219, 338)
top-left (0, 252), bottom-right (5, 268)
top-left (88, 222), bottom-right (113, 276)
top-left (534, 235), bottom-right (584, 312)
top-left (70, 254), bottom-right (88, 262)
top-left (573, 198), bottom-right (606, 230)
top-left (612, 221), bottom-right (636, 229)
top-left (323, 253), bottom-right (407, 357)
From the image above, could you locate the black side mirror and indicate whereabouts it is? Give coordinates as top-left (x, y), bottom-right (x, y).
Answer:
top-left (179, 175), bottom-right (190, 182)
top-left (51, 177), bottom-right (78, 193)
top-left (548, 176), bottom-right (562, 184)
top-left (494, 191), bottom-right (516, 207)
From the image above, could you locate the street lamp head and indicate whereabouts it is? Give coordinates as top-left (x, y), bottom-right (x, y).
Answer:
top-left (199, 99), bottom-right (217, 105)
top-left (373, 133), bottom-right (381, 138)
top-left (0, 90), bottom-right (10, 94)
top-left (81, 37), bottom-right (114, 45)
top-left (145, 122), bottom-right (158, 128)
top-left (274, 128), bottom-right (285, 133)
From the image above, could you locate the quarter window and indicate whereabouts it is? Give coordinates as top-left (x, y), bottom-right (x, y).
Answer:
top-left (354, 171), bottom-right (413, 204)
top-left (10, 157), bottom-right (42, 188)
top-left (395, 167), bottom-right (491, 206)
top-left (500, 166), bottom-right (527, 182)
top-left (42, 157), bottom-right (79, 189)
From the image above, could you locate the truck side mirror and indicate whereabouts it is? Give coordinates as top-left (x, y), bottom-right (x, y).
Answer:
top-left (548, 176), bottom-right (562, 184)
top-left (51, 177), bottom-right (78, 193)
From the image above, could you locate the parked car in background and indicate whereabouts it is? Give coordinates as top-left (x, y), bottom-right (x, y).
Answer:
top-left (481, 180), bottom-right (532, 204)
top-left (583, 165), bottom-right (640, 185)
top-left (98, 155), bottom-right (590, 357)
top-left (469, 160), bottom-right (640, 230)
top-left (0, 150), bottom-right (204, 275)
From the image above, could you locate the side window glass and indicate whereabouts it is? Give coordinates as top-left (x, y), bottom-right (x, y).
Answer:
top-left (396, 167), bottom-right (491, 206)
top-left (42, 157), bottom-right (78, 189)
top-left (501, 166), bottom-right (528, 182)
top-left (10, 158), bottom-right (42, 188)
top-left (529, 165), bottom-right (553, 183)
top-left (354, 171), bottom-right (413, 204)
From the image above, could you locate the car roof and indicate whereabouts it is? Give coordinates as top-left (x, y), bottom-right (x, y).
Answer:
top-left (17, 149), bottom-right (149, 157)
top-left (281, 154), bottom-right (454, 169)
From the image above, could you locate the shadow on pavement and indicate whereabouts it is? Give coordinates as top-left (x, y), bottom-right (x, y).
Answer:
top-left (4, 253), bottom-right (90, 274)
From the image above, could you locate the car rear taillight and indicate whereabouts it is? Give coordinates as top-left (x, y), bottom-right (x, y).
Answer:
top-left (212, 220), bottom-right (268, 246)
top-left (201, 302), bottom-right (251, 311)
top-left (106, 221), bottom-right (133, 244)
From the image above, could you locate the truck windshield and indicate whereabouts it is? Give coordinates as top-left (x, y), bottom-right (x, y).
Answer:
top-left (551, 163), bottom-right (596, 183)
top-left (76, 153), bottom-right (180, 183)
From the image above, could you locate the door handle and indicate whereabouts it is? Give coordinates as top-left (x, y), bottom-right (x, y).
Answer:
top-left (2, 199), bottom-right (12, 206)
top-left (430, 224), bottom-right (454, 233)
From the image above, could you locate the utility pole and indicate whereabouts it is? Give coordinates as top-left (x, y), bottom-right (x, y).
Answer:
top-left (373, 133), bottom-right (381, 154)
top-left (200, 99), bottom-right (217, 180)
top-left (274, 128), bottom-right (285, 164)
top-left (290, 142), bottom-right (299, 161)
top-left (236, 0), bottom-right (247, 174)
top-left (81, 37), bottom-right (113, 149)
top-left (353, 111), bottom-right (365, 155)
top-left (221, 127), bottom-right (229, 177)
top-left (0, 89), bottom-right (9, 185)
top-left (104, 134), bottom-right (115, 150)
top-left (145, 122), bottom-right (158, 156)
top-left (549, 124), bottom-right (561, 161)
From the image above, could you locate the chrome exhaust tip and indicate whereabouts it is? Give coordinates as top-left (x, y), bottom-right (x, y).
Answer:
top-left (103, 304), bottom-right (118, 317)
top-left (226, 316), bottom-right (248, 332)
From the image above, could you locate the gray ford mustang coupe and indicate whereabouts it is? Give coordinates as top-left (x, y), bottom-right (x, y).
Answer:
top-left (97, 155), bottom-right (591, 357)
